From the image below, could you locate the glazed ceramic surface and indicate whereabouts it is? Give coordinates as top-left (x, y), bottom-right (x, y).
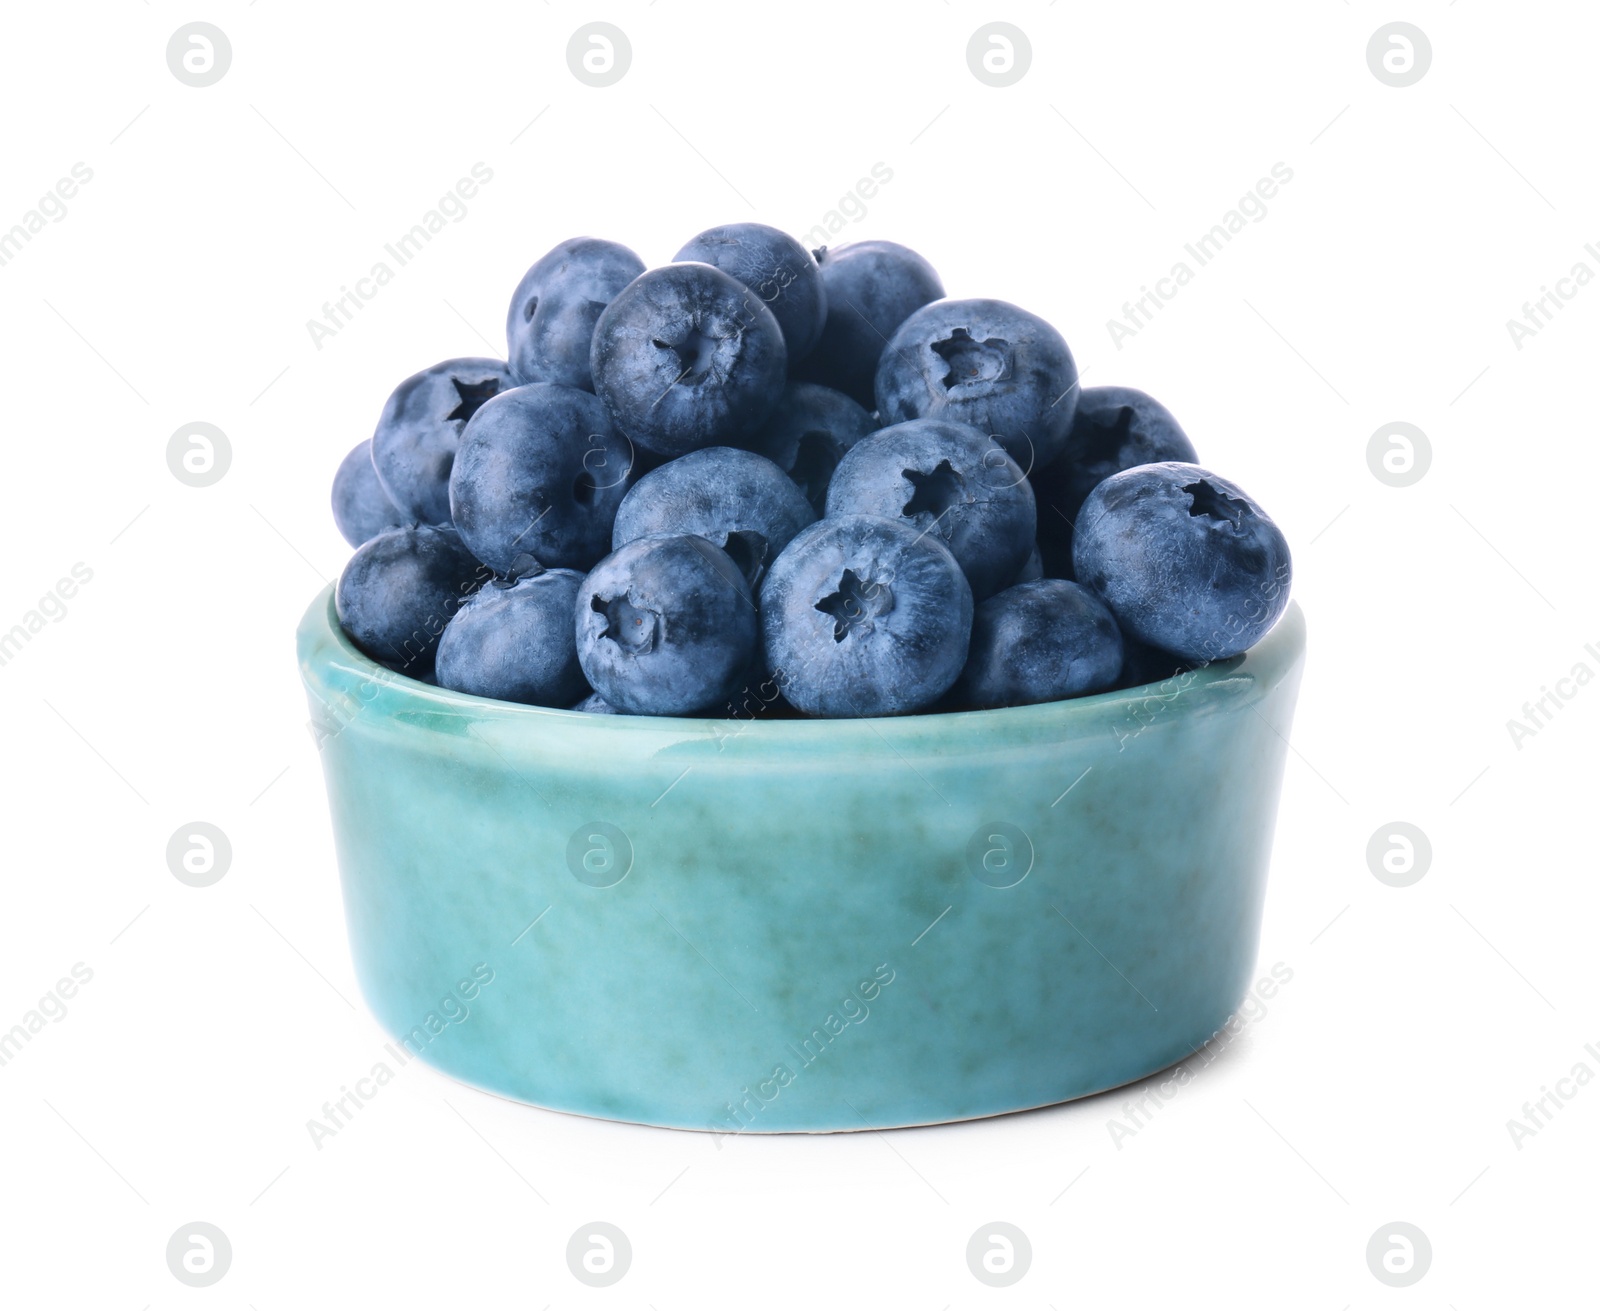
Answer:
top-left (297, 586), bottom-right (1306, 1133)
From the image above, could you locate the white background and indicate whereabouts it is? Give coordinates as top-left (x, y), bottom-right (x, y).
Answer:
top-left (1, 1), bottom-right (1593, 1305)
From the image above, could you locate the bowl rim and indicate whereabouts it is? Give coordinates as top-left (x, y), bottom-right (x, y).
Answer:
top-left (298, 584), bottom-right (1305, 739)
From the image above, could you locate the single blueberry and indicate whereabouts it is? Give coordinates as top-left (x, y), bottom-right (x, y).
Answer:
top-left (435, 566), bottom-right (589, 706)
top-left (332, 439), bottom-right (406, 547)
top-left (792, 240), bottom-right (943, 407)
top-left (370, 358), bottom-right (514, 525)
top-left (611, 446), bottom-right (815, 590)
top-left (674, 223), bottom-right (827, 361)
top-left (335, 524), bottom-right (489, 676)
top-left (1032, 386), bottom-right (1198, 578)
top-left (449, 382), bottom-right (635, 574)
top-left (951, 579), bottom-right (1123, 709)
top-left (1073, 462), bottom-right (1292, 663)
top-left (590, 262), bottom-right (787, 458)
top-left (575, 533), bottom-right (759, 716)
top-left (739, 381), bottom-right (876, 515)
top-left (759, 514), bottom-right (972, 718)
top-left (505, 237), bottom-right (645, 391)
top-left (824, 418), bottom-right (1036, 602)
top-left (875, 298), bottom-right (1078, 473)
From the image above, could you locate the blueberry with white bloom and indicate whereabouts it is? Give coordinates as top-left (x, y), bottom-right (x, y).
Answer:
top-left (336, 524), bottom-right (488, 676)
top-left (370, 358), bottom-right (514, 524)
top-left (449, 383), bottom-right (635, 574)
top-left (952, 579), bottom-right (1123, 709)
top-left (332, 439), bottom-right (406, 547)
top-left (760, 514), bottom-right (973, 717)
top-left (1072, 462), bottom-right (1291, 663)
top-left (590, 263), bottom-right (787, 458)
top-left (435, 565), bottom-right (589, 706)
top-left (576, 534), bottom-right (759, 716)
top-left (505, 237), bottom-right (645, 391)
top-left (874, 298), bottom-right (1078, 471)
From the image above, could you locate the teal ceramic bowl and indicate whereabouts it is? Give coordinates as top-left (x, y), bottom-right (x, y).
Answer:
top-left (297, 586), bottom-right (1305, 1133)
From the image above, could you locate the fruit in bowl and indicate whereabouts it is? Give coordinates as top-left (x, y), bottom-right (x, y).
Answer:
top-left (305, 227), bottom-right (1305, 1132)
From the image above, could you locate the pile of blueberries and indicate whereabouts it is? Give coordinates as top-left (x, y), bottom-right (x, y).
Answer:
top-left (332, 226), bottom-right (1291, 718)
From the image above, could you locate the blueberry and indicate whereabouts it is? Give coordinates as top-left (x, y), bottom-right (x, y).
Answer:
top-left (435, 566), bottom-right (589, 706)
top-left (505, 237), bottom-right (645, 391)
top-left (332, 439), bottom-right (406, 547)
top-left (575, 534), bottom-right (759, 716)
top-left (759, 514), bottom-right (972, 717)
top-left (793, 238), bottom-right (940, 408)
top-left (875, 298), bottom-right (1078, 474)
top-left (739, 381), bottom-right (876, 515)
top-left (571, 690), bottom-right (625, 714)
top-left (792, 240), bottom-right (943, 407)
top-left (824, 418), bottom-right (1035, 602)
top-left (951, 579), bottom-right (1123, 709)
top-left (674, 223), bottom-right (827, 360)
top-left (449, 383), bottom-right (635, 574)
top-left (1072, 462), bottom-right (1291, 663)
top-left (611, 446), bottom-right (815, 589)
top-left (370, 358), bottom-right (514, 524)
top-left (336, 525), bottom-right (488, 676)
top-left (1032, 387), bottom-right (1198, 578)
top-left (590, 263), bottom-right (787, 458)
